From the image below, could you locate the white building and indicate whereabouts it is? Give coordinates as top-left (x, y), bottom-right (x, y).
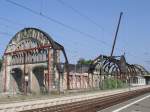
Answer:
top-left (130, 76), bottom-right (146, 86)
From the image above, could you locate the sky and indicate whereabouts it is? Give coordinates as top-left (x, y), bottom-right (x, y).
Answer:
top-left (0, 0), bottom-right (150, 70)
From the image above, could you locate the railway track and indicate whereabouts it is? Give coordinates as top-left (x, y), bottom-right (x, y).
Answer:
top-left (20, 87), bottom-right (150, 112)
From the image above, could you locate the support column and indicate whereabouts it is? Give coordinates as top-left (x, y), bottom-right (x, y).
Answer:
top-left (47, 48), bottom-right (51, 92)
top-left (87, 73), bottom-right (90, 88)
top-left (92, 74), bottom-right (93, 88)
top-left (23, 52), bottom-right (27, 95)
top-left (66, 64), bottom-right (70, 90)
top-left (4, 55), bottom-right (7, 92)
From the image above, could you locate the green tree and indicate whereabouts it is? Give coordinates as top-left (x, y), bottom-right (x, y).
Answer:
top-left (77, 58), bottom-right (92, 65)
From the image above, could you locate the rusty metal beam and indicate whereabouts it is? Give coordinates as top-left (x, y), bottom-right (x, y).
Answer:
top-left (4, 45), bottom-right (52, 55)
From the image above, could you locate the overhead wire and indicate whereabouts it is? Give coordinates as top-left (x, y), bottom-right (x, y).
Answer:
top-left (3, 0), bottom-right (134, 58)
top-left (6, 0), bottom-right (110, 47)
top-left (0, 17), bottom-right (93, 57)
top-left (0, 20), bottom-right (92, 60)
top-left (56, 0), bottom-right (112, 36)
top-left (1, 0), bottom-right (149, 69)
top-left (2, 0), bottom-right (148, 66)
top-left (56, 0), bottom-right (129, 56)
top-left (0, 16), bottom-right (25, 27)
top-left (52, 33), bottom-right (108, 59)
top-left (2, 0), bottom-right (118, 60)
top-left (5, 0), bottom-right (132, 60)
top-left (0, 22), bottom-right (20, 31)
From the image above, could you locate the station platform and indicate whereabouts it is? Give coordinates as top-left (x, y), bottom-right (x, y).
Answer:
top-left (0, 85), bottom-right (150, 112)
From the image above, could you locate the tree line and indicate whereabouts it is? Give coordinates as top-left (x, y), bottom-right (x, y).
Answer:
top-left (77, 58), bottom-right (92, 65)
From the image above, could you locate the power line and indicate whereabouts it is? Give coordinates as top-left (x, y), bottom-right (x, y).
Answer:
top-left (56, 0), bottom-right (112, 36)
top-left (0, 18), bottom-right (105, 57)
top-left (126, 51), bottom-right (147, 64)
top-left (6, 0), bottom-right (109, 46)
top-left (0, 22), bottom-right (103, 61)
top-left (2, 1), bottom-right (146, 66)
top-left (0, 21), bottom-right (20, 31)
top-left (0, 16), bottom-right (25, 27)
top-left (51, 33), bottom-right (105, 58)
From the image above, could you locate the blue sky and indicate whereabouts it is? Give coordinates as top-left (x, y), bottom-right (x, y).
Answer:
top-left (0, 0), bottom-right (150, 70)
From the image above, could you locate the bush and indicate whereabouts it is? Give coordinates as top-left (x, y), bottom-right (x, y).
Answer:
top-left (102, 78), bottom-right (126, 90)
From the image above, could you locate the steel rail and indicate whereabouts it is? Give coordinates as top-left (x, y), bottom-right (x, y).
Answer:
top-left (20, 87), bottom-right (150, 112)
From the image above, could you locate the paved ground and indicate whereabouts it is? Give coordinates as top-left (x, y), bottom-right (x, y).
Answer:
top-left (99, 92), bottom-right (150, 112)
top-left (0, 88), bottom-right (124, 104)
top-left (0, 86), bottom-right (149, 112)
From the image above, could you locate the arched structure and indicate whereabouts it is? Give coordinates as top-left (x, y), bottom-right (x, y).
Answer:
top-left (1, 28), bottom-right (69, 94)
top-left (133, 64), bottom-right (149, 75)
top-left (88, 54), bottom-right (149, 88)
top-left (126, 64), bottom-right (149, 77)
